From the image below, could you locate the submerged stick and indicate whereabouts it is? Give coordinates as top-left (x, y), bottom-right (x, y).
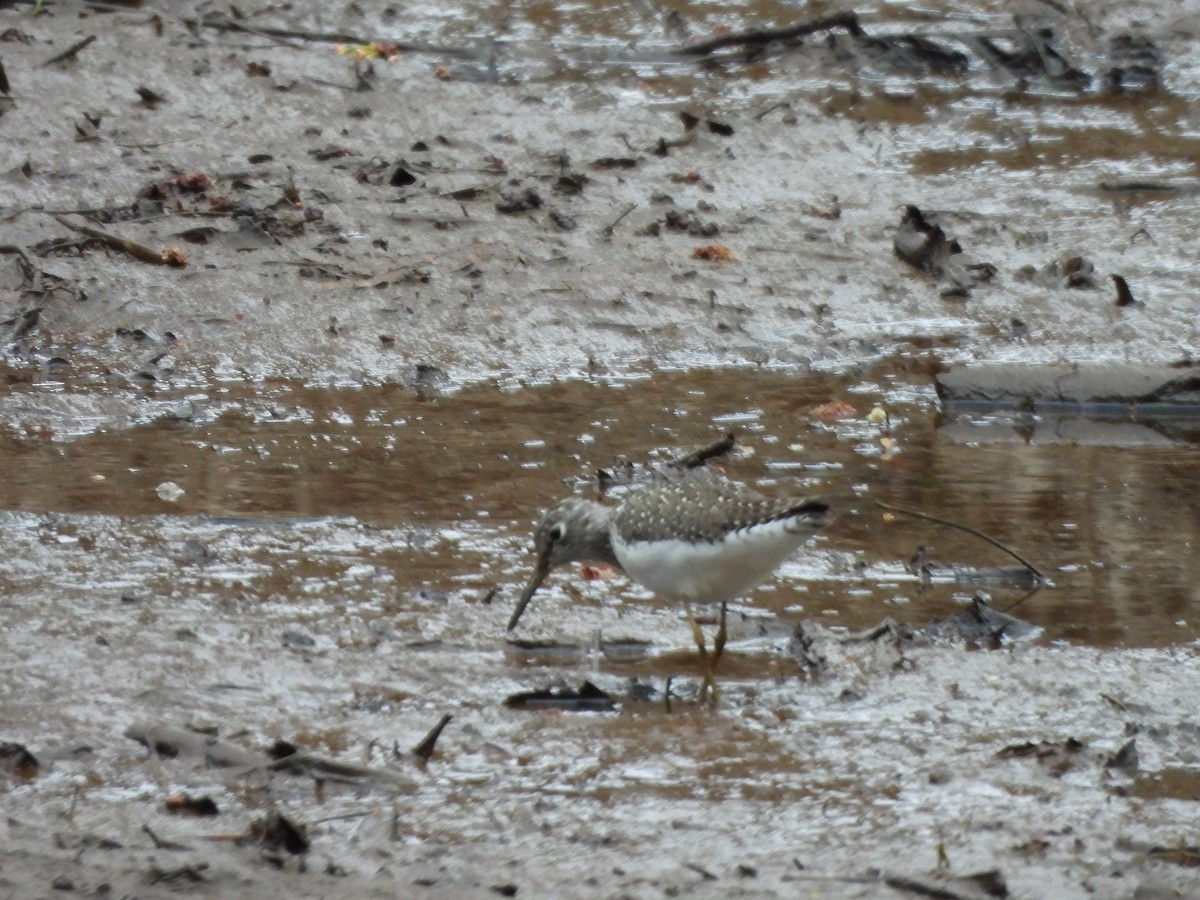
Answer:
top-left (875, 499), bottom-right (1046, 582)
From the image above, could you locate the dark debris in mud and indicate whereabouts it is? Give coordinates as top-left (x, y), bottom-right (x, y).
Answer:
top-left (504, 680), bottom-right (618, 712)
top-left (893, 205), bottom-right (998, 299)
top-left (0, 741), bottom-right (39, 779)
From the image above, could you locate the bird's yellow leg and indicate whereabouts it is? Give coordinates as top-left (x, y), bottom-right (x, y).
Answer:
top-left (683, 600), bottom-right (719, 705)
top-left (712, 602), bottom-right (728, 669)
top-left (705, 602), bottom-right (727, 705)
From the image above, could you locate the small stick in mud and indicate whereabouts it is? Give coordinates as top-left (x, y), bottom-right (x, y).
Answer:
top-left (670, 432), bottom-right (736, 470)
top-left (43, 34), bottom-right (96, 66)
top-left (143, 824), bottom-right (190, 851)
top-left (1112, 273), bottom-right (1137, 307)
top-left (53, 215), bottom-right (186, 267)
top-left (601, 202), bottom-right (638, 238)
top-left (674, 11), bottom-right (860, 58)
top-left (0, 245), bottom-right (37, 286)
top-left (875, 499), bottom-right (1046, 582)
top-left (194, 15), bottom-right (474, 58)
top-left (409, 713), bottom-right (453, 763)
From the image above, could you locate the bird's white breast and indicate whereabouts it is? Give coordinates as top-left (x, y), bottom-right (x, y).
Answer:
top-left (610, 516), bottom-right (809, 604)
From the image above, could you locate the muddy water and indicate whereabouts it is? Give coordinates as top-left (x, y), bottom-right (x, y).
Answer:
top-left (3, 366), bottom-right (1198, 656)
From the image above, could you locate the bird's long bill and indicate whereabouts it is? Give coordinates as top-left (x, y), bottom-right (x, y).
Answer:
top-left (507, 553), bottom-right (551, 631)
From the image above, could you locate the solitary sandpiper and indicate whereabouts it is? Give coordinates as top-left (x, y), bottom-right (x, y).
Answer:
top-left (507, 475), bottom-right (831, 701)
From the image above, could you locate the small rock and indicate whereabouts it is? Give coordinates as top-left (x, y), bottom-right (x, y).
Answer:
top-left (155, 481), bottom-right (185, 502)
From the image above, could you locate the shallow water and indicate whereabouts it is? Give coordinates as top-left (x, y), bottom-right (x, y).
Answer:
top-left (3, 366), bottom-right (1198, 654)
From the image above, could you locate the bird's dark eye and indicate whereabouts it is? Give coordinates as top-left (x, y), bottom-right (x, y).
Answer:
top-left (548, 523), bottom-right (565, 542)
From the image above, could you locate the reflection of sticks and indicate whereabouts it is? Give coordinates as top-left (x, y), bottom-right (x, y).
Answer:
top-left (54, 215), bottom-right (181, 266)
top-left (875, 499), bottom-right (1046, 582)
top-left (672, 432), bottom-right (736, 470)
top-left (675, 11), bottom-right (860, 57)
top-left (1000, 583), bottom-right (1042, 616)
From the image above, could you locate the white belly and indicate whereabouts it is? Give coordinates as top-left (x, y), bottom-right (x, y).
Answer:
top-left (610, 518), bottom-right (808, 604)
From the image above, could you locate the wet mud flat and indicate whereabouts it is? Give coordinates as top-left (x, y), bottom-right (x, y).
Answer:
top-left (2, 0), bottom-right (1199, 389)
top-left (4, 0), bottom-right (1200, 896)
top-left (4, 371), bottom-right (1200, 899)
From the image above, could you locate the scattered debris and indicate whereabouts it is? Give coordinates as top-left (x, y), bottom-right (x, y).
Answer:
top-left (893, 205), bottom-right (995, 298)
top-left (504, 680), bottom-right (618, 712)
top-left (1105, 738), bottom-right (1139, 772)
top-left (251, 811), bottom-right (309, 858)
top-left (926, 594), bottom-right (1043, 646)
top-left (1022, 253), bottom-right (1095, 289)
top-left (1112, 273), bottom-right (1138, 307)
top-left (0, 742), bottom-right (39, 779)
top-left (165, 793), bottom-right (220, 817)
top-left (692, 243), bottom-right (736, 262)
top-left (407, 713), bottom-right (453, 763)
top-left (496, 188), bottom-right (543, 214)
top-left (42, 34), bottom-right (96, 66)
top-left (155, 481), bottom-right (186, 502)
top-left (883, 868), bottom-right (1009, 900)
top-left (53, 215), bottom-right (188, 268)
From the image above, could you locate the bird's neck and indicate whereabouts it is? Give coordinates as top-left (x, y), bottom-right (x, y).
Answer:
top-left (576, 500), bottom-right (622, 569)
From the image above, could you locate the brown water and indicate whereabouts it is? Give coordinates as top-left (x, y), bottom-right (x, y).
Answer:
top-left (3, 366), bottom-right (1198, 652)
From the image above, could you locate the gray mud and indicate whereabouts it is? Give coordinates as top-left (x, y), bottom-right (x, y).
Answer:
top-left (4, 0), bottom-right (1200, 897)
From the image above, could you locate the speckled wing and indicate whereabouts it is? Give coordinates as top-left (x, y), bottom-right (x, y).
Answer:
top-left (610, 478), bottom-right (829, 545)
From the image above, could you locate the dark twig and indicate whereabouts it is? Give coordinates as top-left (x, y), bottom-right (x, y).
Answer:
top-left (0, 245), bottom-right (37, 285)
top-left (53, 215), bottom-right (182, 266)
top-left (671, 432), bottom-right (736, 470)
top-left (43, 34), bottom-right (97, 66)
top-left (410, 713), bottom-right (452, 763)
top-left (875, 499), bottom-right (1046, 582)
top-left (264, 752), bottom-right (381, 783)
top-left (601, 202), bottom-right (637, 238)
top-left (195, 15), bottom-right (476, 58)
top-left (674, 11), bottom-right (860, 57)
top-left (142, 824), bottom-right (189, 851)
top-left (1112, 273), bottom-right (1137, 307)
top-left (754, 101), bottom-right (791, 120)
